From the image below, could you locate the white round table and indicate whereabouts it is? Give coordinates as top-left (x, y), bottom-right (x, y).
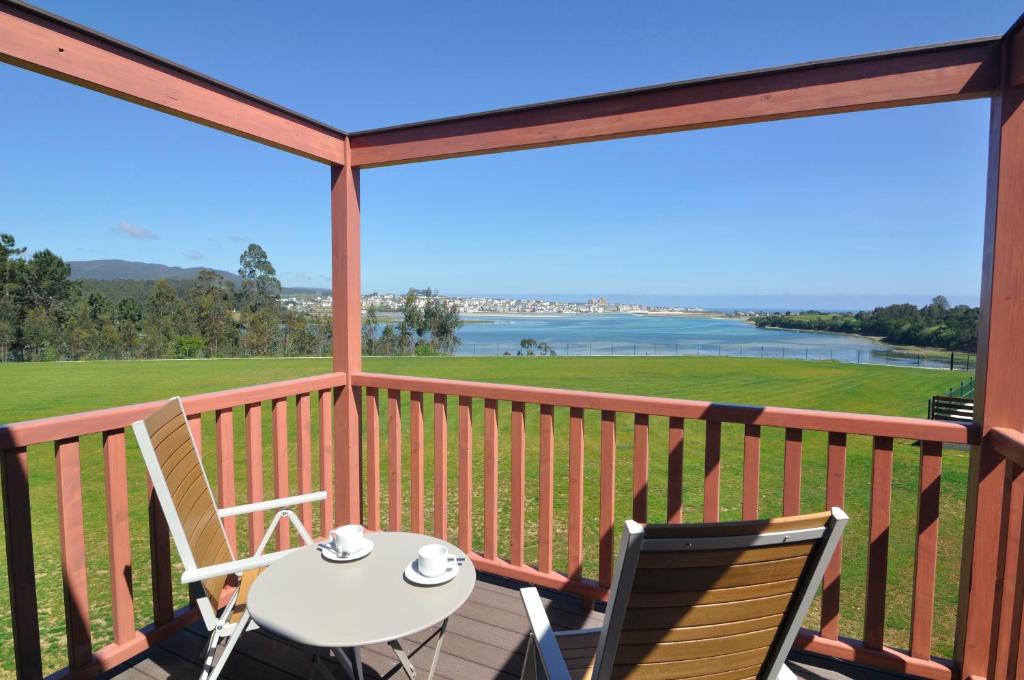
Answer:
top-left (247, 532), bottom-right (475, 680)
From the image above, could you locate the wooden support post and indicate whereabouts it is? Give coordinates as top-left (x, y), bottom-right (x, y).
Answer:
top-left (332, 152), bottom-right (362, 526)
top-left (958, 40), bottom-right (1024, 678)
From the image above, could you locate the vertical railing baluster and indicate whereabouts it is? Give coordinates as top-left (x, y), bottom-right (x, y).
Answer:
top-left (272, 398), bottom-right (289, 549)
top-left (599, 410), bottom-right (616, 588)
top-left (2, 446), bottom-right (43, 678)
top-left (667, 417), bottom-right (684, 522)
top-left (318, 389), bottom-right (334, 533)
top-left (458, 396), bottom-right (474, 552)
top-left (148, 476), bottom-right (173, 625)
top-left (366, 388), bottom-right (381, 531)
top-left (704, 420), bottom-right (722, 522)
top-left (484, 399), bottom-right (499, 560)
top-left (995, 461), bottom-right (1024, 676)
top-left (742, 424), bottom-right (760, 520)
top-left (433, 394), bottom-right (448, 540)
top-left (410, 392), bottom-right (425, 534)
top-left (539, 404), bottom-right (554, 573)
top-left (821, 431), bottom-right (847, 639)
top-left (55, 436), bottom-right (92, 668)
top-left (568, 407), bottom-right (585, 580)
top-left (388, 389), bottom-right (403, 531)
top-left (633, 413), bottom-right (649, 523)
top-left (296, 393), bottom-right (313, 533)
top-left (510, 402), bottom-right (526, 566)
top-left (864, 436), bottom-right (893, 650)
top-left (783, 428), bottom-right (803, 515)
top-left (215, 408), bottom-right (236, 549)
top-left (244, 403), bottom-right (264, 553)
top-left (910, 440), bottom-right (942, 658)
top-left (103, 430), bottom-right (135, 645)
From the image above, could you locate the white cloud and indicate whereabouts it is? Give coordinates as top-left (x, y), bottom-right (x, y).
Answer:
top-left (229, 235), bottom-right (250, 244)
top-left (113, 221), bottom-right (159, 239)
top-left (183, 250), bottom-right (204, 260)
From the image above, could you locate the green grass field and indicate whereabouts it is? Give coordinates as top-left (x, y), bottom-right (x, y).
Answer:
top-left (0, 357), bottom-right (972, 676)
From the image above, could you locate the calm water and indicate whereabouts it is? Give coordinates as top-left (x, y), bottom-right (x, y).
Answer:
top-left (453, 314), bottom-right (959, 369)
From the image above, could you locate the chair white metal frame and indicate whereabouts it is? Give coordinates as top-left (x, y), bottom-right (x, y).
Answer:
top-left (133, 397), bottom-right (327, 680)
top-left (520, 508), bottom-right (848, 680)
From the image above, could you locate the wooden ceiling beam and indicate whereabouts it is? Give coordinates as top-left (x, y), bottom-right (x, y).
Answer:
top-left (0, 1), bottom-right (346, 164)
top-left (349, 39), bottom-right (1002, 168)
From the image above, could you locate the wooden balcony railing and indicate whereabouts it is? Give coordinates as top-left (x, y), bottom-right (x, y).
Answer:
top-left (0, 373), bottom-right (347, 679)
top-left (0, 371), bottom-right (988, 680)
top-left (351, 372), bottom-right (980, 680)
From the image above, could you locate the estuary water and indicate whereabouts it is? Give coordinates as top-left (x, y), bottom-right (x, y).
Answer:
top-left (452, 313), bottom-right (960, 369)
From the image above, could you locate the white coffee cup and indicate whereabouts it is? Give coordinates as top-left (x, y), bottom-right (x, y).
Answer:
top-left (331, 524), bottom-right (364, 555)
top-left (417, 543), bottom-right (449, 577)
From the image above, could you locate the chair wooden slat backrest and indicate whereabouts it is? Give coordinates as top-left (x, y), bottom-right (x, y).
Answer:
top-left (134, 397), bottom-right (233, 627)
top-left (591, 509), bottom-right (847, 680)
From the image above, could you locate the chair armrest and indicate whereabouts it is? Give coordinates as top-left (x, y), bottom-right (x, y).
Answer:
top-left (217, 490), bottom-right (327, 518)
top-left (181, 547), bottom-right (300, 584)
top-left (520, 587), bottom-right (572, 680)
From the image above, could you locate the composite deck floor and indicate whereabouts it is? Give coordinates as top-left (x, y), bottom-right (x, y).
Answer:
top-left (101, 574), bottom-right (908, 680)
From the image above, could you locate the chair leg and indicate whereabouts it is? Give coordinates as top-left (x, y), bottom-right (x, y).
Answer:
top-left (198, 628), bottom-right (222, 680)
top-left (207, 612), bottom-right (250, 680)
top-left (520, 634), bottom-right (538, 680)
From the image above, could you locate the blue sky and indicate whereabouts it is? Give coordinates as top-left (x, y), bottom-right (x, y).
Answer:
top-left (1, 1), bottom-right (1020, 308)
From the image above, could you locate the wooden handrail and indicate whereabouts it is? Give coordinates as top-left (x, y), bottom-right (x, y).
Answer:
top-left (352, 372), bottom-right (979, 443)
top-left (988, 426), bottom-right (1024, 468)
top-left (0, 372), bottom-right (347, 448)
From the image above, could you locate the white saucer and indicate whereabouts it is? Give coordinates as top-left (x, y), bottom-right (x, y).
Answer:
top-left (404, 558), bottom-right (459, 586)
top-left (319, 538), bottom-right (373, 563)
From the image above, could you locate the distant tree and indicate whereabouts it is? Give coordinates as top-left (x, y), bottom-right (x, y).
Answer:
top-left (21, 306), bottom-right (60, 360)
top-left (237, 244), bottom-right (282, 313)
top-left (143, 280), bottom-right (187, 357)
top-left (362, 306), bottom-right (381, 355)
top-left (241, 306), bottom-right (279, 356)
top-left (421, 293), bottom-right (462, 354)
top-left (17, 249), bottom-right (76, 313)
top-left (187, 269), bottom-right (236, 357)
top-left (115, 297), bottom-right (144, 357)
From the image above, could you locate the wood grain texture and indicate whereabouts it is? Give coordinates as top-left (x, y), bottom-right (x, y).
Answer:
top-left (55, 437), bottom-right (92, 668)
top-left (433, 394), bottom-right (448, 540)
top-left (911, 441), bottom-right (942, 659)
top-left (539, 404), bottom-right (555, 573)
top-left (568, 407), bottom-right (585, 580)
top-left (317, 389), bottom-right (333, 533)
top-left (244, 403), bottom-right (264, 553)
top-left (459, 396), bottom-right (473, 553)
top-left (410, 391), bottom-right (425, 534)
top-left (295, 394), bottom-right (312, 533)
top-left (215, 408), bottom-right (236, 549)
top-left (365, 388), bottom-right (381, 531)
top-left (484, 399), bottom-right (499, 560)
top-left (103, 430), bottom-right (135, 646)
top-left (1, 446), bottom-right (42, 678)
top-left (784, 429), bottom-right (803, 516)
top-left (742, 424), bottom-right (761, 520)
top-left (864, 436), bottom-right (894, 650)
top-left (387, 389), bottom-right (403, 531)
top-left (821, 432), bottom-right (847, 640)
top-left (271, 398), bottom-right (289, 549)
top-left (510, 401), bottom-right (526, 566)
top-left (349, 40), bottom-right (1000, 167)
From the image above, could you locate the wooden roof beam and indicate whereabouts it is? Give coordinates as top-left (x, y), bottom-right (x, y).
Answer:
top-left (0, 0), bottom-right (346, 164)
top-left (349, 38), bottom-right (1002, 168)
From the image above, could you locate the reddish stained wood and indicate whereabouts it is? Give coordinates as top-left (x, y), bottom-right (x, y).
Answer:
top-left (599, 411), bottom-right (616, 588)
top-left (864, 436), bottom-right (894, 650)
top-left (990, 426), bottom-right (1024, 468)
top-left (214, 408), bottom-right (236, 550)
top-left (510, 402), bottom-right (526, 566)
top-left (632, 414), bottom-right (649, 523)
top-left (295, 394), bottom-right (313, 533)
top-left (147, 478), bottom-right (173, 625)
top-left (433, 394), bottom-right (448, 540)
top-left (365, 388), bottom-right (381, 531)
top-left (484, 399), bottom-right (499, 560)
top-left (1, 446), bottom-right (42, 678)
top-left (994, 463), bottom-right (1024, 676)
top-left (458, 396), bottom-right (474, 553)
top-left (331, 157), bottom-right (362, 526)
top-left (821, 432), bottom-right (847, 640)
top-left (55, 437), bottom-right (92, 668)
top-left (0, 373), bottom-right (347, 450)
top-left (350, 372), bottom-right (978, 445)
top-left (187, 413), bottom-right (202, 456)
top-left (783, 428), bottom-right (803, 515)
top-left (271, 398), bottom-right (289, 550)
top-left (795, 632), bottom-right (953, 680)
top-left (538, 404), bottom-right (555, 573)
top-left (742, 424), bottom-right (761, 520)
top-left (911, 441), bottom-right (942, 659)
top-left (568, 407), bottom-right (585, 581)
top-left (410, 392), bottom-right (425, 534)
top-left (667, 417), bottom-right (684, 522)
top-left (102, 430), bottom-right (135, 645)
top-left (318, 389), bottom-right (334, 533)
top-left (349, 40), bottom-right (1000, 167)
top-left (961, 78), bottom-right (1024, 677)
top-left (704, 420), bottom-right (722, 522)
top-left (387, 389), bottom-right (403, 531)
top-left (244, 403), bottom-right (264, 553)
top-left (0, 4), bottom-right (345, 163)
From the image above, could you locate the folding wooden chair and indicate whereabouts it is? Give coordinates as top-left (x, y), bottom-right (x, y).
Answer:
top-left (134, 397), bottom-right (327, 680)
top-left (520, 508), bottom-right (848, 680)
